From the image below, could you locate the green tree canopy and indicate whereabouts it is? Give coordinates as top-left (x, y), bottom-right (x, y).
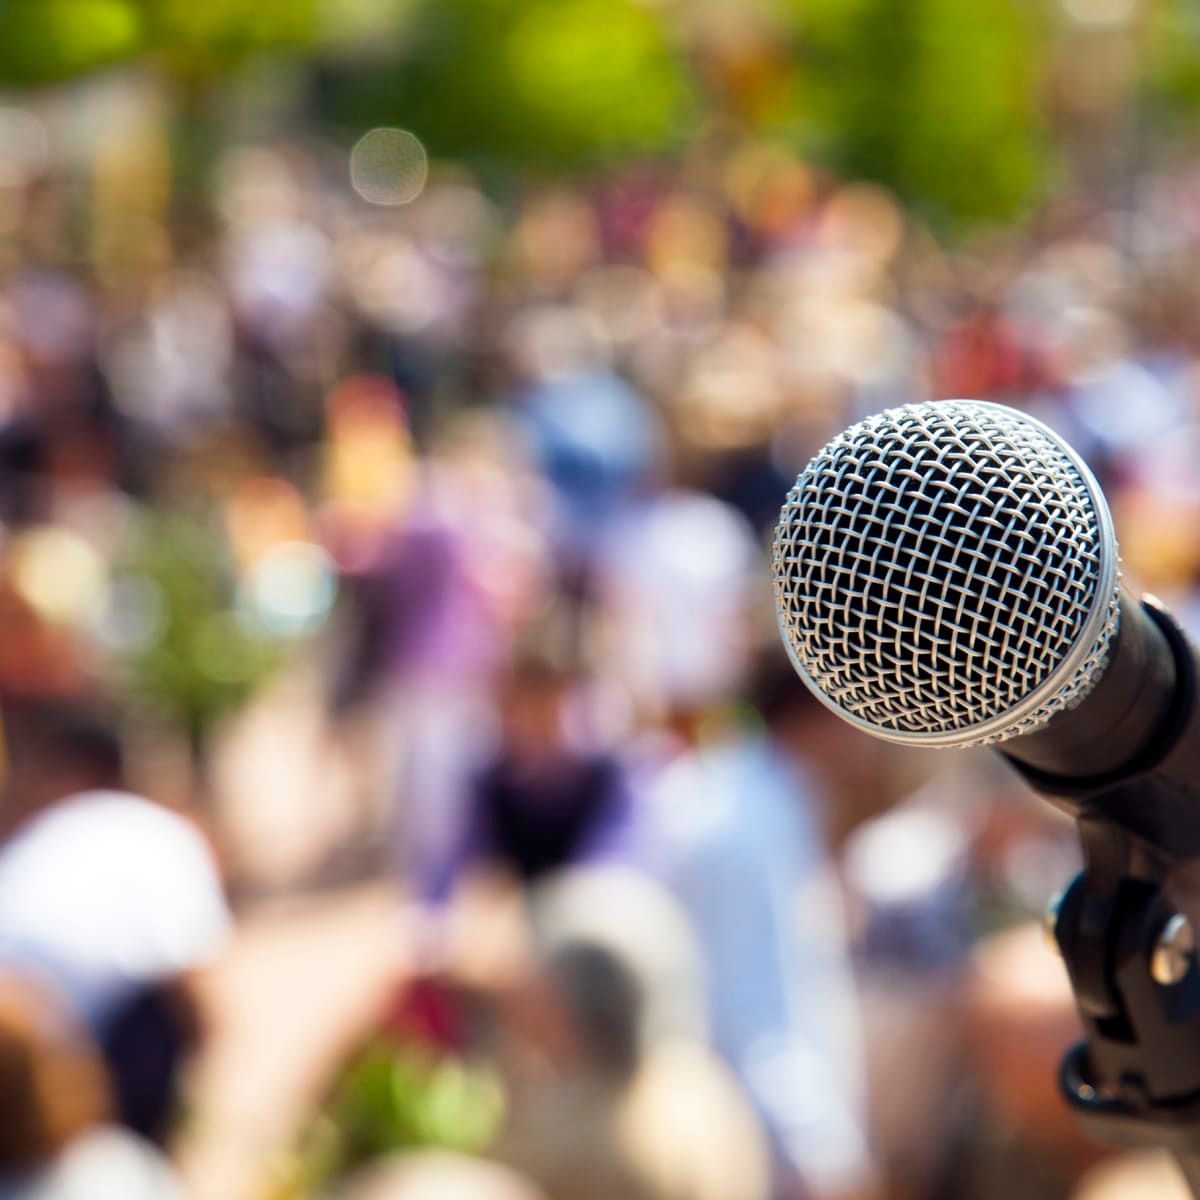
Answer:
top-left (322, 0), bottom-right (699, 171)
top-left (778, 0), bottom-right (1053, 224)
top-left (0, 0), bottom-right (318, 84)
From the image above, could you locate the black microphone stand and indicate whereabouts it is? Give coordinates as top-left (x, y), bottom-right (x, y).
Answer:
top-left (1052, 817), bottom-right (1200, 1192)
top-left (1010, 599), bottom-right (1200, 1195)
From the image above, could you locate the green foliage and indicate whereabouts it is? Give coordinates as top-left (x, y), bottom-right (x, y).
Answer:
top-left (113, 511), bottom-right (281, 739)
top-left (779, 0), bottom-right (1052, 224)
top-left (316, 0), bottom-right (421, 51)
top-left (141, 0), bottom-right (319, 77)
top-left (1144, 0), bottom-right (1200, 123)
top-left (0, 0), bottom-right (318, 85)
top-left (337, 0), bottom-right (699, 170)
top-left (0, 0), bottom-right (1061, 225)
top-left (286, 1041), bottom-right (505, 1193)
top-left (500, 0), bottom-right (694, 161)
top-left (0, 0), bottom-right (143, 85)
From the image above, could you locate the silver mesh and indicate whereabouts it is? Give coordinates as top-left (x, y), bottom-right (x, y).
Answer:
top-left (772, 400), bottom-right (1122, 747)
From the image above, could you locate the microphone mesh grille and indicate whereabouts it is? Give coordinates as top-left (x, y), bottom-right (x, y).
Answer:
top-left (772, 401), bottom-right (1120, 746)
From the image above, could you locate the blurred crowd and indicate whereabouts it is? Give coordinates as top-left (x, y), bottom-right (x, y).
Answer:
top-left (1, 72), bottom-right (1200, 1200)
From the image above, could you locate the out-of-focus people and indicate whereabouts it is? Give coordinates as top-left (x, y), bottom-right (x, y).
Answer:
top-left (957, 922), bottom-right (1093, 1198)
top-left (496, 867), bottom-right (771, 1200)
top-left (745, 658), bottom-right (876, 1200)
top-left (329, 406), bottom-right (556, 889)
top-left (504, 301), bottom-right (662, 571)
top-left (0, 974), bottom-right (184, 1199)
top-left (840, 773), bottom-right (975, 1199)
top-left (1072, 1152), bottom-right (1191, 1200)
top-left (527, 866), bottom-right (708, 1050)
top-left (598, 489), bottom-right (762, 723)
top-left (630, 642), bottom-right (876, 1195)
top-left (431, 645), bottom-right (632, 899)
top-left (0, 701), bottom-right (230, 1141)
top-left (844, 761), bottom-right (1088, 1200)
top-left (603, 481), bottom-right (873, 1199)
top-left (338, 1152), bottom-right (548, 1200)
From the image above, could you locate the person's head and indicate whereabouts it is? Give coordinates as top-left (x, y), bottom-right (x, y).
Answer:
top-left (497, 648), bottom-right (575, 761)
top-left (544, 940), bottom-right (643, 1083)
top-left (1, 699), bottom-right (125, 825)
top-left (0, 975), bottom-right (110, 1174)
top-left (599, 490), bottom-right (764, 729)
top-left (748, 645), bottom-right (831, 753)
top-left (339, 1152), bottom-right (547, 1200)
top-left (529, 867), bottom-right (708, 1059)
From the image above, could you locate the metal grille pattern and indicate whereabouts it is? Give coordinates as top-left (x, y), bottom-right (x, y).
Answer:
top-left (772, 401), bottom-right (1121, 746)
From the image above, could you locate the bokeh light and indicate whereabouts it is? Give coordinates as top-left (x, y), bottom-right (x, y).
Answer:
top-left (350, 128), bottom-right (429, 206)
top-left (10, 527), bottom-right (107, 626)
top-left (244, 541), bottom-right (338, 637)
top-left (94, 574), bottom-right (165, 653)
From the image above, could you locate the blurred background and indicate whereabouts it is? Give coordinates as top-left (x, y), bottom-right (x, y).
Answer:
top-left (0, 1), bottom-right (1198, 1198)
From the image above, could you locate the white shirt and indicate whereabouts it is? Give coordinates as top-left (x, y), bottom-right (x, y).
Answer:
top-left (634, 734), bottom-right (873, 1196)
top-left (0, 1128), bottom-right (184, 1200)
top-left (0, 791), bottom-right (230, 1021)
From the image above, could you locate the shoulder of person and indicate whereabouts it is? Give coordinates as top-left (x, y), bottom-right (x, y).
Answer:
top-left (26, 1128), bottom-right (184, 1200)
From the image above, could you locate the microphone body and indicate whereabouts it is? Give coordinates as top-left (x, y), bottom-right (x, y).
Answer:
top-left (771, 399), bottom-right (1200, 861)
top-left (1008, 592), bottom-right (1200, 860)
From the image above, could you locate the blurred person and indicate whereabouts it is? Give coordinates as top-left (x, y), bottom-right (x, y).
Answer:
top-left (630, 643), bottom-right (876, 1200)
top-left (331, 408), bottom-right (561, 898)
top-left (338, 1152), bottom-right (548, 1200)
top-left (931, 300), bottom-right (1034, 403)
top-left (1072, 1152), bottom-right (1191, 1200)
top-left (597, 489), bottom-right (762, 723)
top-left (528, 866), bottom-right (708, 1050)
top-left (951, 923), bottom-right (1094, 1200)
top-left (841, 792), bottom-right (969, 1199)
top-left (430, 643), bottom-right (633, 900)
top-left (0, 582), bottom-right (87, 702)
top-left (493, 866), bottom-right (771, 1200)
top-left (506, 314), bottom-right (663, 571)
top-left (0, 974), bottom-right (183, 1199)
top-left (0, 700), bottom-right (230, 1142)
top-left (842, 778), bottom-right (975, 975)
top-left (491, 939), bottom-right (658, 1200)
top-left (598, 487), bottom-right (872, 1196)
top-left (844, 764), bottom-right (1085, 1199)
top-left (862, 918), bottom-right (1096, 1200)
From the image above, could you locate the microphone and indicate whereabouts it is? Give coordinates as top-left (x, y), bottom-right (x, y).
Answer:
top-left (772, 399), bottom-right (1200, 857)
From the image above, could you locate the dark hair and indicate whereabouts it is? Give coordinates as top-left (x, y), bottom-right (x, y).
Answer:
top-left (0, 977), bottom-right (110, 1171)
top-left (748, 644), bottom-right (824, 731)
top-left (546, 941), bottom-right (642, 1081)
top-left (3, 700), bottom-right (125, 791)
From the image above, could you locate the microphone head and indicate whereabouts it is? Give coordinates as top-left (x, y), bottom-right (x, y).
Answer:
top-left (772, 400), bottom-right (1122, 747)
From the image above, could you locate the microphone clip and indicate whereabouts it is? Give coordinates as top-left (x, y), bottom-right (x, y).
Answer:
top-left (1050, 816), bottom-right (1200, 1188)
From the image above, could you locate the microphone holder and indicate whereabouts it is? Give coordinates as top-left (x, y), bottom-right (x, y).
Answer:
top-left (1051, 818), bottom-right (1200, 1193)
top-left (1014, 600), bottom-right (1200, 1194)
